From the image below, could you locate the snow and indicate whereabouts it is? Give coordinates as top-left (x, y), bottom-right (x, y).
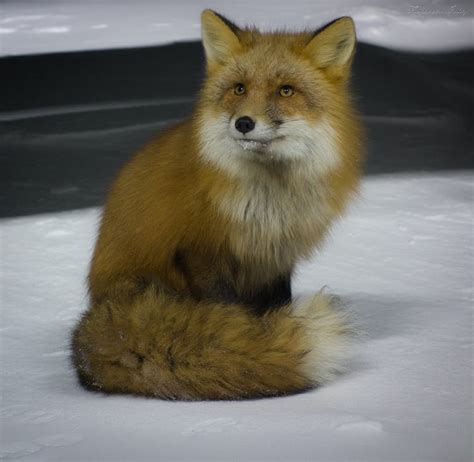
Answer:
top-left (1, 172), bottom-right (472, 461)
top-left (1, 0), bottom-right (473, 57)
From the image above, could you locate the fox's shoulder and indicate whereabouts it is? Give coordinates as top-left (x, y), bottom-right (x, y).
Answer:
top-left (138, 118), bottom-right (195, 162)
top-left (115, 119), bottom-right (195, 181)
top-left (101, 119), bottom-right (196, 216)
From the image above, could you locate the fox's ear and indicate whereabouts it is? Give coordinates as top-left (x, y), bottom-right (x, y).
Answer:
top-left (201, 10), bottom-right (242, 66)
top-left (305, 17), bottom-right (356, 79)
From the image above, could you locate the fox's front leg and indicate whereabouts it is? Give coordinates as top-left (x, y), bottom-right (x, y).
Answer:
top-left (172, 249), bottom-right (240, 304)
top-left (172, 249), bottom-right (291, 313)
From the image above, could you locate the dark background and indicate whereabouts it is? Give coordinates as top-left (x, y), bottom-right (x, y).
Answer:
top-left (1, 41), bottom-right (473, 217)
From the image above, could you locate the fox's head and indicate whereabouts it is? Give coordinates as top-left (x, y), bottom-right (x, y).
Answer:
top-left (196, 10), bottom-right (360, 177)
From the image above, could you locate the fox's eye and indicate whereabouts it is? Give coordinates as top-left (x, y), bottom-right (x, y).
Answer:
top-left (234, 83), bottom-right (246, 96)
top-left (279, 85), bottom-right (294, 97)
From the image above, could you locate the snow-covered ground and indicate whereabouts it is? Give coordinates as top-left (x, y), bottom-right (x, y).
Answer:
top-left (1, 172), bottom-right (472, 461)
top-left (1, 0), bottom-right (473, 56)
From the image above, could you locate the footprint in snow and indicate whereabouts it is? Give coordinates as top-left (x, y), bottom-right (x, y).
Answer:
top-left (336, 420), bottom-right (384, 433)
top-left (19, 408), bottom-right (63, 424)
top-left (183, 418), bottom-right (239, 435)
top-left (46, 229), bottom-right (73, 237)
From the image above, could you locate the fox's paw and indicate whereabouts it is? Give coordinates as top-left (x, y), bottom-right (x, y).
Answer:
top-left (294, 290), bottom-right (353, 385)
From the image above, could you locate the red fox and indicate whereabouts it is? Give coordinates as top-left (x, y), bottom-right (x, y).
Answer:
top-left (72, 10), bottom-right (363, 400)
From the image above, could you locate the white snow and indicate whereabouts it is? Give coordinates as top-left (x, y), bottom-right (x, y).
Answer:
top-left (1, 172), bottom-right (472, 461)
top-left (1, 0), bottom-right (473, 57)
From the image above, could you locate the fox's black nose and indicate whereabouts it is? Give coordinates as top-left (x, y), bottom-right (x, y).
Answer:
top-left (235, 116), bottom-right (255, 134)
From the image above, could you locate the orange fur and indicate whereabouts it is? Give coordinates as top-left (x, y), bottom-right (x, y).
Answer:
top-left (72, 10), bottom-right (363, 400)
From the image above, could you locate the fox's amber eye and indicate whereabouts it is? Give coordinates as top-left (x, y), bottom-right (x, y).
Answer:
top-left (234, 83), bottom-right (246, 95)
top-left (279, 85), bottom-right (294, 97)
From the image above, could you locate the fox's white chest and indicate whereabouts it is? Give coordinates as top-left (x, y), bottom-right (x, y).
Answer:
top-left (219, 173), bottom-right (335, 276)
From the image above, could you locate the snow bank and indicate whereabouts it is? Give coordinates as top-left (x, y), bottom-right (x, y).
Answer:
top-left (1, 172), bottom-right (472, 461)
top-left (1, 0), bottom-right (473, 57)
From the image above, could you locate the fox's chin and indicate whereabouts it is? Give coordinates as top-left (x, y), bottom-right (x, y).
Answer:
top-left (236, 139), bottom-right (269, 152)
top-left (233, 137), bottom-right (291, 162)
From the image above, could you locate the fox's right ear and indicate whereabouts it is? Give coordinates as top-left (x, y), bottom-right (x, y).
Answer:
top-left (201, 10), bottom-right (242, 67)
top-left (305, 17), bottom-right (356, 81)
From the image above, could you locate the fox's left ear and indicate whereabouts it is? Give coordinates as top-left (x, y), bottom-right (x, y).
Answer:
top-left (201, 10), bottom-right (242, 67)
top-left (305, 17), bottom-right (356, 80)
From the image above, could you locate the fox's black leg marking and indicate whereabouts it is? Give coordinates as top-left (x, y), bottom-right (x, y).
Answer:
top-left (206, 278), bottom-right (240, 305)
top-left (245, 274), bottom-right (292, 315)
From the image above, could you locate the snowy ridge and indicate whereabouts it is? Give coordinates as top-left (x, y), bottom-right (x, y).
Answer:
top-left (1, 172), bottom-right (472, 461)
top-left (1, 0), bottom-right (473, 57)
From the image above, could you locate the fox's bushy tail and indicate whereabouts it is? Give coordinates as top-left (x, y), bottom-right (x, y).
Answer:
top-left (72, 287), bottom-right (351, 400)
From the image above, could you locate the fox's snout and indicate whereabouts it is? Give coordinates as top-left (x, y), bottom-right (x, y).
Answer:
top-left (229, 114), bottom-right (277, 146)
top-left (235, 116), bottom-right (255, 134)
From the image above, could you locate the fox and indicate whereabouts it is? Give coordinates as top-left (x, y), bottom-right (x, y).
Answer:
top-left (71, 10), bottom-right (363, 400)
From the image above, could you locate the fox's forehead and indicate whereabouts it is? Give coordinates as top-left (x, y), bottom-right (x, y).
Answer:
top-left (236, 32), bottom-right (315, 79)
top-left (213, 40), bottom-right (320, 87)
top-left (238, 29), bottom-right (313, 51)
